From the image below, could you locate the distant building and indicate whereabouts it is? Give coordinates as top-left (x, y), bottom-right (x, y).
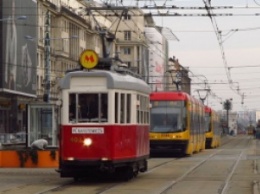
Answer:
top-left (229, 112), bottom-right (238, 135)
top-left (167, 57), bottom-right (191, 94)
top-left (256, 111), bottom-right (260, 123)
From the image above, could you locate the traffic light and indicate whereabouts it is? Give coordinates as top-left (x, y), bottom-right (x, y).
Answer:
top-left (223, 100), bottom-right (232, 110)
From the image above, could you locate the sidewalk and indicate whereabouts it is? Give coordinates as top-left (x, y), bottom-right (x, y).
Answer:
top-left (0, 167), bottom-right (57, 175)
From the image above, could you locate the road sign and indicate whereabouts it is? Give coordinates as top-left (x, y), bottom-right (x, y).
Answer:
top-left (79, 50), bottom-right (99, 69)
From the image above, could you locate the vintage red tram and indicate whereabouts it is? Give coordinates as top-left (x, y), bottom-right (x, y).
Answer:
top-left (57, 67), bottom-right (151, 180)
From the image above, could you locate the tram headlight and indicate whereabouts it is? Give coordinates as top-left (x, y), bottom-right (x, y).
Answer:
top-left (83, 138), bottom-right (92, 146)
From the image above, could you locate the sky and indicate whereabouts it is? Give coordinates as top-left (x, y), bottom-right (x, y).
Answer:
top-left (142, 0), bottom-right (260, 112)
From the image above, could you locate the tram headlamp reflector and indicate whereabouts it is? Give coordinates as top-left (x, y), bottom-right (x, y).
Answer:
top-left (67, 157), bottom-right (74, 161)
top-left (101, 157), bottom-right (109, 161)
top-left (83, 138), bottom-right (92, 146)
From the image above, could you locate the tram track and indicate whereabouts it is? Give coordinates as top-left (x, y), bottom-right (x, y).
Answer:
top-left (1, 135), bottom-right (258, 194)
top-left (30, 142), bottom-right (233, 194)
top-left (158, 150), bottom-right (222, 194)
top-left (37, 150), bottom-right (221, 194)
top-left (96, 158), bottom-right (179, 194)
top-left (158, 147), bottom-right (255, 194)
top-left (220, 150), bottom-right (245, 194)
top-left (34, 158), bottom-right (179, 194)
top-left (253, 139), bottom-right (260, 194)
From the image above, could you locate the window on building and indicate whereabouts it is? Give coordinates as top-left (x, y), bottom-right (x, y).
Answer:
top-left (123, 14), bottom-right (131, 20)
top-left (124, 31), bottom-right (131, 40)
top-left (37, 53), bottom-right (40, 67)
top-left (37, 75), bottom-right (39, 89)
top-left (123, 47), bottom-right (131, 55)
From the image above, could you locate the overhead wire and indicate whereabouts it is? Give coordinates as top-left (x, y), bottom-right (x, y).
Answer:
top-left (202, 0), bottom-right (248, 102)
top-left (5, 1), bottom-right (258, 109)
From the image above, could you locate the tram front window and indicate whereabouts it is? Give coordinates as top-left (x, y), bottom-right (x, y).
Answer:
top-left (150, 107), bottom-right (184, 133)
top-left (79, 94), bottom-right (98, 120)
top-left (69, 93), bottom-right (108, 123)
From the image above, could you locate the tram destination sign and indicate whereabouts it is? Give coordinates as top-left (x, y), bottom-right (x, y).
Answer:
top-left (72, 127), bottom-right (104, 134)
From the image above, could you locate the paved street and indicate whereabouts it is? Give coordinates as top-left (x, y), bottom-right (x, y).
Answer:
top-left (0, 135), bottom-right (259, 194)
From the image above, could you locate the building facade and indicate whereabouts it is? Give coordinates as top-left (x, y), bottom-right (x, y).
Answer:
top-left (0, 0), bottom-right (156, 146)
top-left (0, 0), bottom-right (186, 148)
top-left (0, 0), bottom-right (37, 137)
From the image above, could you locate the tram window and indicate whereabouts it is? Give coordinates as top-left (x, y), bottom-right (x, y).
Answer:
top-left (69, 93), bottom-right (108, 123)
top-left (137, 95), bottom-right (140, 123)
top-left (101, 94), bottom-right (108, 121)
top-left (69, 94), bottom-right (76, 121)
top-left (140, 96), bottom-right (144, 124)
top-left (136, 95), bottom-right (149, 124)
top-left (143, 97), bottom-right (146, 124)
top-left (120, 93), bottom-right (125, 123)
top-left (126, 94), bottom-right (131, 123)
top-left (145, 96), bottom-right (149, 124)
top-left (78, 93), bottom-right (98, 121)
top-left (115, 93), bottom-right (118, 123)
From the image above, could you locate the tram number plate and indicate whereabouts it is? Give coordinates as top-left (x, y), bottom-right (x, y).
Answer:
top-left (161, 134), bottom-right (170, 138)
top-left (72, 127), bottom-right (104, 134)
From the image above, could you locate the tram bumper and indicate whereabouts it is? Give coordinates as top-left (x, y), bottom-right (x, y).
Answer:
top-left (58, 159), bottom-right (116, 177)
top-left (150, 140), bottom-right (188, 153)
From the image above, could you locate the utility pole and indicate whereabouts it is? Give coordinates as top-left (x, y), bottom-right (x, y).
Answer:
top-left (43, 11), bottom-right (51, 102)
top-left (224, 99), bottom-right (232, 134)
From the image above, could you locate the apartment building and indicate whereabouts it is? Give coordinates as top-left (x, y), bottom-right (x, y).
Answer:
top-left (0, 0), bottom-right (180, 146)
top-left (0, 0), bottom-right (147, 145)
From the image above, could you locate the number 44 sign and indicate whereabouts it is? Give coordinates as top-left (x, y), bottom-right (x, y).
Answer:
top-left (79, 49), bottom-right (99, 69)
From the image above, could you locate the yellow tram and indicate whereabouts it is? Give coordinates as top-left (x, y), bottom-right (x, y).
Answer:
top-left (204, 106), bottom-right (221, 148)
top-left (149, 91), bottom-right (205, 156)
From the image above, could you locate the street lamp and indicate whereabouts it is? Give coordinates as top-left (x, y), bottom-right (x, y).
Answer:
top-left (223, 98), bottom-right (233, 134)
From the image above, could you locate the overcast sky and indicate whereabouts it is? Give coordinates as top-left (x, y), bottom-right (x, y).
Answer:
top-left (146, 0), bottom-right (260, 112)
top-left (117, 0), bottom-right (260, 112)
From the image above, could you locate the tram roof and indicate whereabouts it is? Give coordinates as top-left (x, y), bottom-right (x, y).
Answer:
top-left (205, 105), bottom-right (218, 114)
top-left (59, 70), bottom-right (151, 94)
top-left (150, 91), bottom-right (203, 105)
top-left (150, 91), bottom-right (191, 101)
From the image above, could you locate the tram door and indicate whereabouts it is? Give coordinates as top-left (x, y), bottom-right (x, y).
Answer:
top-left (27, 104), bottom-right (58, 147)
